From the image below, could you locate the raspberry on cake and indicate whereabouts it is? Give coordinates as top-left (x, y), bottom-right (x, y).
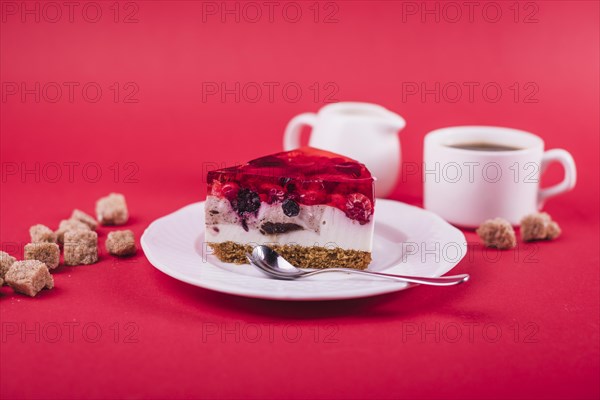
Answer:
top-left (205, 147), bottom-right (375, 270)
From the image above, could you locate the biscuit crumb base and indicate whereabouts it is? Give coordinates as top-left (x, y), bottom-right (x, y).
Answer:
top-left (208, 241), bottom-right (371, 270)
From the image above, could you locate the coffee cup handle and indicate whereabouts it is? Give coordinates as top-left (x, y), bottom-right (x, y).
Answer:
top-left (538, 149), bottom-right (577, 207)
top-left (283, 113), bottom-right (318, 150)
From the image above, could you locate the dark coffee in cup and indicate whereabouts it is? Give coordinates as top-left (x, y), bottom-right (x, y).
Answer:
top-left (447, 142), bottom-right (522, 152)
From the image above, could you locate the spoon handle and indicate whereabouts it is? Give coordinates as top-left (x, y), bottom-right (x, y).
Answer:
top-left (301, 269), bottom-right (470, 286)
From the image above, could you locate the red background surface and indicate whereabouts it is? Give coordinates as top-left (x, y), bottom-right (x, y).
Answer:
top-left (1, 1), bottom-right (599, 399)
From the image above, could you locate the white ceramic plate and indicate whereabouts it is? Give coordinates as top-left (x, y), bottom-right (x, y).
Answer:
top-left (141, 199), bottom-right (467, 301)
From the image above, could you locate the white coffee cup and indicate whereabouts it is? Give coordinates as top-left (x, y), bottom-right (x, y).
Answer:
top-left (283, 102), bottom-right (406, 198)
top-left (423, 126), bottom-right (577, 227)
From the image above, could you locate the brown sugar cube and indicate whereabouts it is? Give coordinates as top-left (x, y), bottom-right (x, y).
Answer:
top-left (96, 193), bottom-right (129, 225)
top-left (24, 243), bottom-right (60, 270)
top-left (71, 209), bottom-right (98, 230)
top-left (546, 221), bottom-right (561, 240)
top-left (29, 224), bottom-right (57, 243)
top-left (0, 251), bottom-right (17, 281)
top-left (476, 218), bottom-right (517, 250)
top-left (106, 230), bottom-right (137, 256)
top-left (5, 260), bottom-right (54, 297)
top-left (55, 219), bottom-right (90, 245)
top-left (520, 212), bottom-right (561, 242)
top-left (64, 230), bottom-right (98, 265)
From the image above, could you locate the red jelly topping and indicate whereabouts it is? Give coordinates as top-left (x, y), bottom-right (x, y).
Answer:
top-left (207, 147), bottom-right (375, 224)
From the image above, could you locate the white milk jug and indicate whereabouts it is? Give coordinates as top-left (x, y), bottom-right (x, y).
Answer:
top-left (284, 102), bottom-right (406, 198)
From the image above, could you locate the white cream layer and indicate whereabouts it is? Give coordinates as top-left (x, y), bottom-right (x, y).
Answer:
top-left (205, 196), bottom-right (373, 252)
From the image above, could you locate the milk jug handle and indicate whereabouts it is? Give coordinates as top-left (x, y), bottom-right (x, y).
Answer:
top-left (283, 113), bottom-right (318, 150)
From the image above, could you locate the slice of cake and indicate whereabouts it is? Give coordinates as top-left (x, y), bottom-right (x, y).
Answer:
top-left (205, 147), bottom-right (375, 270)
